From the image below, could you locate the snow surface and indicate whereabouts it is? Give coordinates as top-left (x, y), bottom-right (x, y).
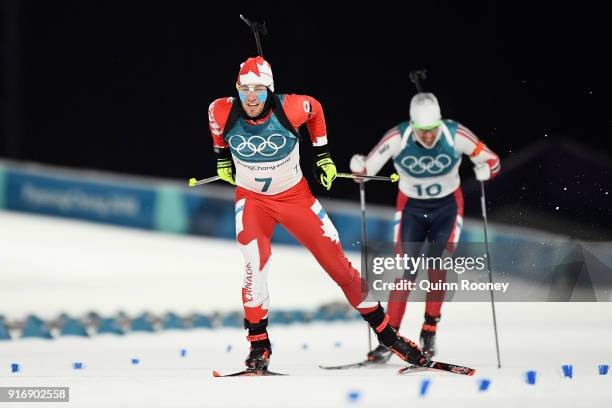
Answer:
top-left (1, 210), bottom-right (611, 407)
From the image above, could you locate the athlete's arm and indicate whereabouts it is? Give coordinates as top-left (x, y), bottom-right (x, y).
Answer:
top-left (208, 97), bottom-right (233, 152)
top-left (208, 97), bottom-right (235, 184)
top-left (454, 123), bottom-right (501, 179)
top-left (351, 126), bottom-right (402, 176)
top-left (282, 94), bottom-right (328, 146)
top-left (283, 94), bottom-right (337, 189)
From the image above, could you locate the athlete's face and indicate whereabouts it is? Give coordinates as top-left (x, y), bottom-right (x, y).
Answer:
top-left (414, 127), bottom-right (440, 148)
top-left (238, 84), bottom-right (268, 117)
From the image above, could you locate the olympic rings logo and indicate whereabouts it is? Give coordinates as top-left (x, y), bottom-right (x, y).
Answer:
top-left (228, 134), bottom-right (288, 157)
top-left (400, 154), bottom-right (453, 174)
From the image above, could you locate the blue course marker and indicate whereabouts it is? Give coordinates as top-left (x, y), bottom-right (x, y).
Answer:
top-left (478, 379), bottom-right (491, 392)
top-left (131, 358), bottom-right (140, 365)
top-left (72, 362), bottom-right (84, 370)
top-left (346, 390), bottom-right (361, 403)
top-left (599, 364), bottom-right (609, 375)
top-left (420, 379), bottom-right (431, 397)
top-left (180, 349), bottom-right (187, 357)
top-left (11, 363), bottom-right (20, 373)
top-left (562, 364), bottom-right (573, 379)
top-left (525, 370), bottom-right (537, 385)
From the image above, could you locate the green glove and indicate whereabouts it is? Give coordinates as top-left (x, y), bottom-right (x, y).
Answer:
top-left (216, 148), bottom-right (236, 185)
top-left (314, 146), bottom-right (337, 190)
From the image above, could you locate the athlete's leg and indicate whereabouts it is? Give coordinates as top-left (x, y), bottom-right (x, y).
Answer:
top-left (388, 193), bottom-right (428, 329)
top-left (423, 189), bottom-right (464, 329)
top-left (235, 189), bottom-right (277, 326)
top-left (275, 182), bottom-right (376, 314)
top-left (276, 182), bottom-right (426, 365)
top-left (235, 189), bottom-right (279, 366)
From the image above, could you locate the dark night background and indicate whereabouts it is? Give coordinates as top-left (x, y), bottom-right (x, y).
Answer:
top-left (1, 1), bottom-right (610, 238)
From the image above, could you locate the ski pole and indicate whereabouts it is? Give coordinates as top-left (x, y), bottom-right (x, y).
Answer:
top-left (338, 173), bottom-right (399, 182)
top-left (358, 179), bottom-right (372, 351)
top-left (187, 173), bottom-right (400, 188)
top-left (188, 176), bottom-right (220, 187)
top-left (480, 181), bottom-right (502, 368)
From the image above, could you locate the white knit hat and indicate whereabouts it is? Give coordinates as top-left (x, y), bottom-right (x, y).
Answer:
top-left (410, 93), bottom-right (441, 129)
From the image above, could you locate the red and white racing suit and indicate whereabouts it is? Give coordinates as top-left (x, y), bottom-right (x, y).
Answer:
top-left (208, 94), bottom-right (377, 324)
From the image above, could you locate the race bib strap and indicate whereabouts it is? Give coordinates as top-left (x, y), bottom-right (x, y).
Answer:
top-left (222, 94), bottom-right (301, 140)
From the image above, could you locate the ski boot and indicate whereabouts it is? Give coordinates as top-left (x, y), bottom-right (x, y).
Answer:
top-left (389, 334), bottom-right (427, 366)
top-left (420, 314), bottom-right (440, 359)
top-left (244, 318), bottom-right (272, 371)
top-left (245, 345), bottom-right (271, 370)
top-left (361, 305), bottom-right (427, 366)
top-left (367, 344), bottom-right (392, 364)
top-left (420, 330), bottom-right (437, 359)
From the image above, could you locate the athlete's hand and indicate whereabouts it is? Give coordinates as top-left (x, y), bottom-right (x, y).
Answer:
top-left (350, 154), bottom-right (366, 173)
top-left (473, 163), bottom-right (491, 181)
top-left (349, 154), bottom-right (367, 183)
top-left (314, 146), bottom-right (337, 190)
top-left (216, 148), bottom-right (236, 185)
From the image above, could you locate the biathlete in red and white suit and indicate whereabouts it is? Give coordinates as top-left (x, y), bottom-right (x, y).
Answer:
top-left (208, 56), bottom-right (426, 371)
top-left (350, 93), bottom-right (500, 361)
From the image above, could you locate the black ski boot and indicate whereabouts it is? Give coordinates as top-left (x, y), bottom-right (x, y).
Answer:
top-left (367, 344), bottom-right (392, 364)
top-left (245, 346), bottom-right (271, 370)
top-left (420, 314), bottom-right (440, 359)
top-left (244, 318), bottom-right (272, 371)
top-left (388, 334), bottom-right (427, 366)
top-left (420, 330), bottom-right (436, 359)
top-left (362, 305), bottom-right (427, 366)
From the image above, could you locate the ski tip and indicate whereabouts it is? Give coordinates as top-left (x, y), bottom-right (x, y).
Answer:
top-left (212, 370), bottom-right (221, 377)
top-left (468, 369), bottom-right (476, 376)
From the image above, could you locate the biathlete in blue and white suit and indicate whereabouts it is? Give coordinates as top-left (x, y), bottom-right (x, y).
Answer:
top-left (350, 93), bottom-right (500, 362)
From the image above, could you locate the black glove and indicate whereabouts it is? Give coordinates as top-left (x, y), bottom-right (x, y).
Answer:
top-left (215, 147), bottom-right (235, 185)
top-left (313, 145), bottom-right (337, 190)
